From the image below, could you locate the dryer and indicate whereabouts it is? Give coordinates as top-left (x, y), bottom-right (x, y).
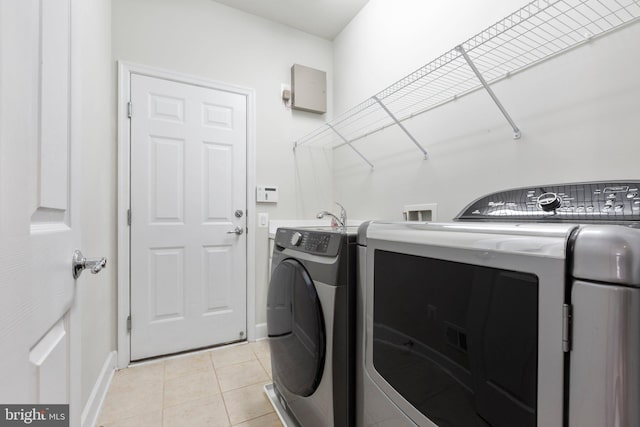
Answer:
top-left (266, 226), bottom-right (357, 427)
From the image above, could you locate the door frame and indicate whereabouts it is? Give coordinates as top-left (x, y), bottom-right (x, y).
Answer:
top-left (116, 62), bottom-right (256, 369)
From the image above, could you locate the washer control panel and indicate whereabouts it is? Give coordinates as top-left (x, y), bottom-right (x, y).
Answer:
top-left (456, 181), bottom-right (640, 223)
top-left (275, 228), bottom-right (342, 256)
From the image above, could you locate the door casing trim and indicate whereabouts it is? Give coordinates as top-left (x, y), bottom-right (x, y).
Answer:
top-left (116, 61), bottom-right (257, 368)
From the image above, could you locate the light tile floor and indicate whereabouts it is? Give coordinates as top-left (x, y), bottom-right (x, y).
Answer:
top-left (97, 341), bottom-right (283, 427)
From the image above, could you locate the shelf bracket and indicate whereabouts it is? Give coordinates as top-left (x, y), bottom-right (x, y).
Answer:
top-left (373, 96), bottom-right (428, 159)
top-left (456, 45), bottom-right (521, 140)
top-left (328, 124), bottom-right (374, 169)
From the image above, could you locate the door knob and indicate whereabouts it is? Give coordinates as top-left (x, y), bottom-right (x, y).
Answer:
top-left (226, 226), bottom-right (244, 235)
top-left (72, 250), bottom-right (107, 279)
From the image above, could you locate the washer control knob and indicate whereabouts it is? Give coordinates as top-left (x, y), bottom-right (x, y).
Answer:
top-left (537, 192), bottom-right (562, 212)
top-left (290, 232), bottom-right (303, 246)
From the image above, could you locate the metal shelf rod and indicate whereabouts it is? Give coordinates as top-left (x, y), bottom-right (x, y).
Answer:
top-left (456, 45), bottom-right (522, 139)
top-left (373, 96), bottom-right (429, 159)
top-left (328, 124), bottom-right (374, 169)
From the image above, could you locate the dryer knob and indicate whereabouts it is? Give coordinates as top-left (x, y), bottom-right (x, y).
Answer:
top-left (537, 192), bottom-right (562, 212)
top-left (291, 232), bottom-right (303, 246)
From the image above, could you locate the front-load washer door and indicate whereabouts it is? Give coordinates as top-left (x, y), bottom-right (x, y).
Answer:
top-left (267, 258), bottom-right (326, 397)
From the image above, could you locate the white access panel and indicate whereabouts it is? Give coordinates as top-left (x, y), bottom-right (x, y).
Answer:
top-left (291, 64), bottom-right (326, 114)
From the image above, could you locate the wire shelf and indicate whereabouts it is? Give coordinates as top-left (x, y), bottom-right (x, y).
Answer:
top-left (293, 0), bottom-right (640, 160)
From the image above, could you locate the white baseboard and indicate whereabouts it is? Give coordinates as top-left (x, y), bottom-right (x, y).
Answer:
top-left (81, 351), bottom-right (117, 427)
top-left (254, 322), bottom-right (267, 340)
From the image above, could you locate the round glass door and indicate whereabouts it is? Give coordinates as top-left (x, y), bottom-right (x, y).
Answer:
top-left (267, 258), bottom-right (325, 397)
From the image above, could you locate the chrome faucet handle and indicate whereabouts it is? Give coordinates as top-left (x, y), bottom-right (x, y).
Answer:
top-left (316, 210), bottom-right (344, 228)
top-left (335, 202), bottom-right (347, 227)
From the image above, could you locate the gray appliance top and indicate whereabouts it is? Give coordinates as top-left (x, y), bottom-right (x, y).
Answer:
top-left (359, 221), bottom-right (640, 287)
top-left (455, 180), bottom-right (640, 226)
top-left (358, 220), bottom-right (576, 258)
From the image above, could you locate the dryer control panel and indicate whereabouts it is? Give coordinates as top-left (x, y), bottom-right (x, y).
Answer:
top-left (456, 181), bottom-right (640, 224)
top-left (275, 227), bottom-right (343, 257)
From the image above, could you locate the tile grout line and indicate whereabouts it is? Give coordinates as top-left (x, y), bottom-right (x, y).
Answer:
top-left (253, 342), bottom-right (283, 426)
top-left (231, 409), bottom-right (280, 426)
top-left (210, 343), bottom-right (260, 370)
top-left (217, 344), bottom-right (275, 425)
top-left (253, 343), bottom-right (272, 381)
top-left (161, 361), bottom-right (166, 427)
top-left (216, 359), bottom-right (271, 394)
top-left (101, 343), bottom-right (274, 426)
top-left (233, 343), bottom-right (277, 425)
top-left (252, 344), bottom-right (270, 379)
top-left (210, 351), bottom-right (233, 427)
top-left (102, 362), bottom-right (166, 426)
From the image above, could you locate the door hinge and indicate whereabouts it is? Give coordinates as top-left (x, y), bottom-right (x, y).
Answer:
top-left (127, 101), bottom-right (132, 118)
top-left (562, 304), bottom-right (572, 352)
top-left (127, 315), bottom-right (132, 332)
top-left (127, 209), bottom-right (131, 226)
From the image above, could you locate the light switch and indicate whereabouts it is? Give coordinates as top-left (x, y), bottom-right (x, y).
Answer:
top-left (258, 212), bottom-right (269, 228)
top-left (257, 185), bottom-right (279, 203)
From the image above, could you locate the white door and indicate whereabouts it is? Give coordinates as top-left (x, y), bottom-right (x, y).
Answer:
top-left (130, 74), bottom-right (247, 360)
top-left (0, 0), bottom-right (82, 420)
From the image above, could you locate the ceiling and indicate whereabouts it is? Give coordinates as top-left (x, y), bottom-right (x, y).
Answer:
top-left (211, 0), bottom-right (370, 40)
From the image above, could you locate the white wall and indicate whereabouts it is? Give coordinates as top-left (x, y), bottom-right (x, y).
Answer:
top-left (333, 0), bottom-right (525, 112)
top-left (332, 0), bottom-right (640, 221)
top-left (76, 0), bottom-right (116, 410)
top-left (111, 0), bottom-right (334, 329)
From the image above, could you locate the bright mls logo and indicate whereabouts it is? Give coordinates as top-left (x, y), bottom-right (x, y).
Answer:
top-left (0, 405), bottom-right (68, 426)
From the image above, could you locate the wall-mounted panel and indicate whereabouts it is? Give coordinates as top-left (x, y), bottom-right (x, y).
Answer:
top-left (291, 64), bottom-right (327, 114)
